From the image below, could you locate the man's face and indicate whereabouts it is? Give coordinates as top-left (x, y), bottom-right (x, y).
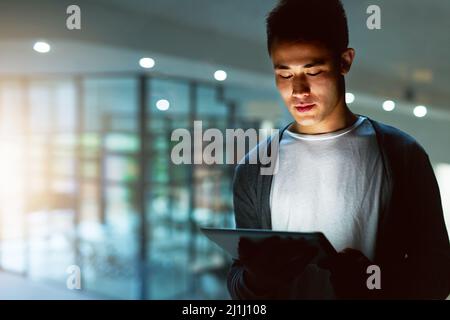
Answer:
top-left (270, 40), bottom-right (353, 133)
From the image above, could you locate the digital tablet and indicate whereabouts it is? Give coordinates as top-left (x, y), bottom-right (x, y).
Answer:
top-left (200, 227), bottom-right (336, 261)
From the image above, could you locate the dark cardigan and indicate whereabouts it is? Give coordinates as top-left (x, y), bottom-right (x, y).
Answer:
top-left (227, 116), bottom-right (450, 299)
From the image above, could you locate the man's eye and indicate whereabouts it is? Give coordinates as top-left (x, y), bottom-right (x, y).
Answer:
top-left (279, 74), bottom-right (292, 79)
top-left (307, 71), bottom-right (323, 76)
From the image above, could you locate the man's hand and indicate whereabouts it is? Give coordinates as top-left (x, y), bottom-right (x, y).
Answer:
top-left (238, 236), bottom-right (319, 294)
top-left (318, 248), bottom-right (374, 299)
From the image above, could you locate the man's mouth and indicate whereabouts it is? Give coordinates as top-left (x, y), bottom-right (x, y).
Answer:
top-left (294, 103), bottom-right (315, 113)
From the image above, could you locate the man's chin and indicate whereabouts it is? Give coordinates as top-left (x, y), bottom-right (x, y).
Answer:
top-left (293, 116), bottom-right (318, 128)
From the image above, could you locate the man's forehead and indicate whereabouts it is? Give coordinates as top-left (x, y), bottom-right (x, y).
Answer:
top-left (270, 41), bottom-right (333, 67)
top-left (273, 58), bottom-right (326, 69)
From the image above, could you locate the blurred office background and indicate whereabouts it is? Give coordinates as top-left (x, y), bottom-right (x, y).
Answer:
top-left (0, 0), bottom-right (449, 299)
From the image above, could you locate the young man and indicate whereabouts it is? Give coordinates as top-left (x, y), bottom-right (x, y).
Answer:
top-left (227, 0), bottom-right (450, 299)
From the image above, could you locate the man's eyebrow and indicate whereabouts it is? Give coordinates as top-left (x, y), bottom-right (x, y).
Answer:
top-left (274, 59), bottom-right (326, 69)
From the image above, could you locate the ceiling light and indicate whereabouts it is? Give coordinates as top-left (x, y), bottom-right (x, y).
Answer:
top-left (413, 105), bottom-right (427, 118)
top-left (214, 70), bottom-right (227, 81)
top-left (382, 100), bottom-right (395, 111)
top-left (139, 57), bottom-right (155, 69)
top-left (156, 99), bottom-right (170, 111)
top-left (345, 92), bottom-right (355, 104)
top-left (33, 41), bottom-right (50, 53)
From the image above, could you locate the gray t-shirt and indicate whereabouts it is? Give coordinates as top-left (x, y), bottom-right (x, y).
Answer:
top-left (269, 115), bottom-right (384, 298)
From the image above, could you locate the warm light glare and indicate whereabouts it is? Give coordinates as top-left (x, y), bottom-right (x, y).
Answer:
top-left (0, 141), bottom-right (24, 194)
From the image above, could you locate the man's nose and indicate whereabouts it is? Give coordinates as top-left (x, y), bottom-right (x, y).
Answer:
top-left (292, 75), bottom-right (310, 96)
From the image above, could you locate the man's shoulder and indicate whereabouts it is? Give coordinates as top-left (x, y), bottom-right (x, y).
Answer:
top-left (236, 122), bottom-right (291, 169)
top-left (234, 136), bottom-right (270, 178)
top-left (238, 134), bottom-right (270, 162)
top-left (233, 126), bottom-right (285, 182)
top-left (368, 118), bottom-right (427, 156)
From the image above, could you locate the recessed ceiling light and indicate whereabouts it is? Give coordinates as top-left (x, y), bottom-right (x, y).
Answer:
top-left (139, 57), bottom-right (155, 69)
top-left (382, 100), bottom-right (395, 111)
top-left (214, 70), bottom-right (227, 81)
top-left (413, 105), bottom-right (427, 118)
top-left (345, 92), bottom-right (355, 104)
top-left (33, 41), bottom-right (50, 53)
top-left (156, 99), bottom-right (170, 111)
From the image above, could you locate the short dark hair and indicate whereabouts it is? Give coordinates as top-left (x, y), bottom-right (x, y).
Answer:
top-left (266, 0), bottom-right (349, 56)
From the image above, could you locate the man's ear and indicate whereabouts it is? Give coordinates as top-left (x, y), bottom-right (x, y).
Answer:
top-left (340, 48), bottom-right (355, 75)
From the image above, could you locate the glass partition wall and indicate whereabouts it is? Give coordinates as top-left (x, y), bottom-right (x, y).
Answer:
top-left (0, 73), bottom-right (276, 299)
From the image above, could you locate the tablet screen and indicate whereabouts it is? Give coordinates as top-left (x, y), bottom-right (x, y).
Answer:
top-left (200, 227), bottom-right (336, 260)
